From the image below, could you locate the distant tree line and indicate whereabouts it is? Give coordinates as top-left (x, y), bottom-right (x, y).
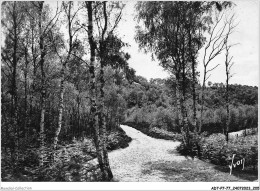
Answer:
top-left (124, 77), bottom-right (258, 135)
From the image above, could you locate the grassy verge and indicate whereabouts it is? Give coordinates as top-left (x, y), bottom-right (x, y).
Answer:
top-left (177, 132), bottom-right (258, 179)
top-left (142, 158), bottom-right (258, 182)
top-left (1, 126), bottom-right (132, 182)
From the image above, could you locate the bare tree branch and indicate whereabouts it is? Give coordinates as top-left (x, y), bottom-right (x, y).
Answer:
top-left (205, 74), bottom-right (212, 82)
top-left (207, 63), bottom-right (220, 73)
top-left (71, 52), bottom-right (90, 67)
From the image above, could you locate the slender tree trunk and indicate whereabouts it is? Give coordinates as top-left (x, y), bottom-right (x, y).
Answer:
top-left (175, 72), bottom-right (187, 145)
top-left (98, 1), bottom-right (113, 180)
top-left (24, 70), bottom-right (28, 135)
top-left (54, 57), bottom-right (72, 150)
top-left (30, 27), bottom-right (36, 129)
top-left (225, 56), bottom-right (230, 142)
top-left (224, 38), bottom-right (234, 142)
top-left (175, 75), bottom-right (182, 129)
top-left (54, 2), bottom-right (73, 150)
top-left (188, 30), bottom-right (197, 132)
top-left (39, 87), bottom-right (46, 166)
top-left (100, 58), bottom-right (113, 180)
top-left (199, 67), bottom-right (206, 133)
top-left (86, 1), bottom-right (107, 181)
top-left (11, 2), bottom-right (19, 161)
top-left (181, 59), bottom-right (189, 146)
top-left (53, 77), bottom-right (65, 150)
top-left (24, 49), bottom-right (29, 139)
top-left (191, 61), bottom-right (197, 130)
top-left (38, 2), bottom-right (46, 166)
top-left (77, 92), bottom-right (80, 136)
top-left (225, 79), bottom-right (229, 142)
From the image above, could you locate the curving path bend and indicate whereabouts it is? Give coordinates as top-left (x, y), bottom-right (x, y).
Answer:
top-left (108, 125), bottom-right (187, 181)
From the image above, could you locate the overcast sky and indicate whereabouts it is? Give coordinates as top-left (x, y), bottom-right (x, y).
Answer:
top-left (117, 0), bottom-right (259, 86)
top-left (45, 0), bottom-right (259, 86)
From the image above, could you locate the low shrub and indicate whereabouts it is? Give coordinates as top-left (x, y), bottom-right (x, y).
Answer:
top-left (107, 129), bottom-right (132, 150)
top-left (124, 121), bottom-right (182, 141)
top-left (1, 126), bottom-right (132, 182)
top-left (149, 127), bottom-right (182, 141)
top-left (177, 133), bottom-right (258, 171)
top-left (241, 128), bottom-right (258, 136)
top-left (201, 134), bottom-right (258, 168)
top-left (176, 132), bottom-right (207, 157)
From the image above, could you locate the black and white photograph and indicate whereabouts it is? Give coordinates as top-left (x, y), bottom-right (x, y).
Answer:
top-left (1, 0), bottom-right (259, 190)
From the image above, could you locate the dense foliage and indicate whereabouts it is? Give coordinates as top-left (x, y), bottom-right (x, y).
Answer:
top-left (177, 133), bottom-right (258, 171)
top-left (123, 79), bottom-right (258, 135)
top-left (1, 1), bottom-right (133, 181)
top-left (1, 128), bottom-right (131, 181)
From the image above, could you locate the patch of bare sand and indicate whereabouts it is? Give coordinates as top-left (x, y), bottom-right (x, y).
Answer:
top-left (109, 125), bottom-right (189, 181)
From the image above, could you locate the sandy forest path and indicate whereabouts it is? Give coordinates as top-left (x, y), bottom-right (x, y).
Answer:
top-left (109, 125), bottom-right (186, 181)
top-left (90, 125), bottom-right (257, 182)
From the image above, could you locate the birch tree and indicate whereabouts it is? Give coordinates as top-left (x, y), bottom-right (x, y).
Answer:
top-left (86, 1), bottom-right (110, 181)
top-left (32, 1), bottom-right (61, 166)
top-left (199, 11), bottom-right (236, 133)
top-left (53, 1), bottom-right (82, 151)
top-left (223, 15), bottom-right (237, 142)
top-left (96, 1), bottom-right (124, 180)
top-left (135, 2), bottom-right (192, 145)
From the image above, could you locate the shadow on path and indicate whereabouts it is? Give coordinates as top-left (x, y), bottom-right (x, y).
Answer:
top-left (165, 149), bottom-right (258, 182)
top-left (213, 165), bottom-right (258, 181)
top-left (141, 159), bottom-right (257, 182)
